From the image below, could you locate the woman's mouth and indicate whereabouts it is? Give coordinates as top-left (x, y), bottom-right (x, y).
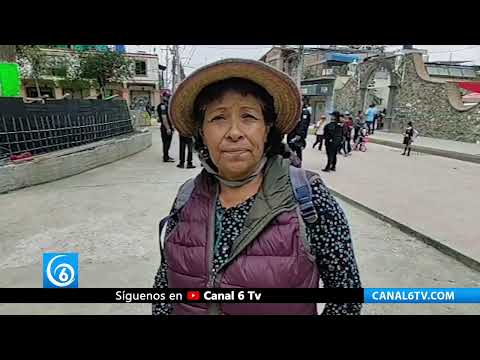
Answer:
top-left (222, 149), bottom-right (250, 157)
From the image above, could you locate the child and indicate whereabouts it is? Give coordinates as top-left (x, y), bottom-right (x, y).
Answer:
top-left (354, 125), bottom-right (368, 151)
top-left (401, 121), bottom-right (418, 156)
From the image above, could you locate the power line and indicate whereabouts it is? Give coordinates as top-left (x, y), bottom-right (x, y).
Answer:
top-left (185, 46), bottom-right (196, 66)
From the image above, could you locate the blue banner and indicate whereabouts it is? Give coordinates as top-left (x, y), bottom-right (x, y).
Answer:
top-left (364, 288), bottom-right (480, 303)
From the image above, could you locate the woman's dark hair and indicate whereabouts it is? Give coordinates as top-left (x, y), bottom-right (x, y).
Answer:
top-left (192, 77), bottom-right (291, 167)
top-left (408, 121), bottom-right (413, 126)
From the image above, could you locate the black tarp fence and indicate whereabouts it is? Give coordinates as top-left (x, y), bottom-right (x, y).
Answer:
top-left (0, 98), bottom-right (134, 157)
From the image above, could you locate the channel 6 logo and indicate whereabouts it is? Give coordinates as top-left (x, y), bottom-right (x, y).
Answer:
top-left (43, 253), bottom-right (78, 288)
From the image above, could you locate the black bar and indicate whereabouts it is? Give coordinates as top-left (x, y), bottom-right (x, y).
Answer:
top-left (0, 288), bottom-right (364, 304)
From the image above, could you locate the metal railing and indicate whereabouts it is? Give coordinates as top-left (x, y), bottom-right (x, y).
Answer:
top-left (0, 98), bottom-right (134, 157)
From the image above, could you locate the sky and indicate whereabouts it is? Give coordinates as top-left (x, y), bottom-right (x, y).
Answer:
top-left (126, 45), bottom-right (480, 82)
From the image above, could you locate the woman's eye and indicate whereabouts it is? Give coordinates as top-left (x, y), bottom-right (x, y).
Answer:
top-left (210, 115), bottom-right (225, 122)
top-left (242, 113), bottom-right (257, 120)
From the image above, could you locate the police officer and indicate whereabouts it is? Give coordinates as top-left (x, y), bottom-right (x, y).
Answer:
top-left (157, 95), bottom-right (174, 162)
top-left (287, 102), bottom-right (311, 164)
top-left (322, 111), bottom-right (344, 172)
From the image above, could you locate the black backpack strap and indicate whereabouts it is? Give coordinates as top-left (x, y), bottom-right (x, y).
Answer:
top-left (289, 166), bottom-right (318, 224)
top-left (159, 177), bottom-right (195, 252)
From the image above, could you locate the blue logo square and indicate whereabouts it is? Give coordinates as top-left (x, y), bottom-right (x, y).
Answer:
top-left (43, 253), bottom-right (78, 288)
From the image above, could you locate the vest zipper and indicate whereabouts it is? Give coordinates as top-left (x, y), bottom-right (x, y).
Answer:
top-left (206, 187), bottom-right (218, 288)
top-left (207, 187), bottom-right (221, 314)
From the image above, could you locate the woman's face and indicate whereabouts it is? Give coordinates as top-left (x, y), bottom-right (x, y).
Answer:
top-left (201, 91), bottom-right (269, 181)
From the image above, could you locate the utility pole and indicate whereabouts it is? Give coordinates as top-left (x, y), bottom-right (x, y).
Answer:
top-left (296, 45), bottom-right (304, 90)
top-left (165, 45), bottom-right (169, 89)
top-left (171, 45), bottom-right (180, 91)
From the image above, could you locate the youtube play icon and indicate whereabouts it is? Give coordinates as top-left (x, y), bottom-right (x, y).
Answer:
top-left (187, 291), bottom-right (201, 301)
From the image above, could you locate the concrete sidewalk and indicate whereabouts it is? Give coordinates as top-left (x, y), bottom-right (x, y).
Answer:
top-left (302, 135), bottom-right (480, 272)
top-left (368, 131), bottom-right (480, 164)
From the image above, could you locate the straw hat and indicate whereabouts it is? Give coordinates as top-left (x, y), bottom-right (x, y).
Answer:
top-left (169, 58), bottom-right (301, 137)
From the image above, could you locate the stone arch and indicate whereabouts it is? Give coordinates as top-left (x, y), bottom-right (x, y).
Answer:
top-left (358, 56), bottom-right (401, 122)
top-left (360, 58), bottom-right (400, 89)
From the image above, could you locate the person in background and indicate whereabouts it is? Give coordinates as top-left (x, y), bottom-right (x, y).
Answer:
top-left (377, 109), bottom-right (386, 130)
top-left (323, 111), bottom-right (344, 172)
top-left (353, 110), bottom-right (364, 143)
top-left (354, 123), bottom-right (368, 151)
top-left (146, 102), bottom-right (152, 118)
top-left (343, 115), bottom-right (354, 157)
top-left (287, 102), bottom-right (311, 163)
top-left (338, 113), bottom-right (346, 155)
top-left (157, 96), bottom-right (175, 163)
top-left (401, 121), bottom-right (418, 156)
top-left (177, 136), bottom-right (196, 169)
top-left (365, 104), bottom-right (378, 135)
top-left (312, 115), bottom-right (328, 151)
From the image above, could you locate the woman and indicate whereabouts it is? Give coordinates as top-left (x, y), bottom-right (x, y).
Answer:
top-left (312, 115), bottom-right (327, 151)
top-left (342, 115), bottom-right (354, 156)
top-left (152, 59), bottom-right (362, 315)
top-left (353, 111), bottom-right (364, 143)
top-left (401, 121), bottom-right (417, 156)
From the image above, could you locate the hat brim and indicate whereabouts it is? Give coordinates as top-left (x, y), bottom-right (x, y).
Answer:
top-left (169, 59), bottom-right (301, 137)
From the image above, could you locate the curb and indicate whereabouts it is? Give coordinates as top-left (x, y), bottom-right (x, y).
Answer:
top-left (327, 186), bottom-right (480, 273)
top-left (0, 131), bottom-right (152, 194)
top-left (369, 138), bottom-right (480, 164)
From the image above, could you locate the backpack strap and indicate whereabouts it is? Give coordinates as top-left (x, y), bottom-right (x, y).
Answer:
top-left (289, 166), bottom-right (319, 224)
top-left (158, 177), bottom-right (196, 252)
top-left (173, 177), bottom-right (196, 211)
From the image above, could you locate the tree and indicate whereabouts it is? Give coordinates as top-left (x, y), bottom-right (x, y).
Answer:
top-left (76, 51), bottom-right (134, 99)
top-left (16, 45), bottom-right (53, 99)
top-left (0, 45), bottom-right (16, 62)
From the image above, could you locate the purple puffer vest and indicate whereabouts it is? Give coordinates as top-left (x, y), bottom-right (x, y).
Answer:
top-left (164, 156), bottom-right (320, 315)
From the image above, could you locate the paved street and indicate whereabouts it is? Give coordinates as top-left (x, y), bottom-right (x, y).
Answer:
top-left (303, 134), bottom-right (480, 268)
top-left (370, 131), bottom-right (480, 157)
top-left (0, 127), bottom-right (479, 314)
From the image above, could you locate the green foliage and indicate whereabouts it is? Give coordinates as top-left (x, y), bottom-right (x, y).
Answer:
top-left (57, 79), bottom-right (93, 91)
top-left (16, 45), bottom-right (50, 80)
top-left (75, 51), bottom-right (134, 98)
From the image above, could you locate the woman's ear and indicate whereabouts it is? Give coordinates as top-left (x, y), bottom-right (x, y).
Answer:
top-left (264, 125), bottom-right (271, 143)
top-left (197, 127), bottom-right (205, 140)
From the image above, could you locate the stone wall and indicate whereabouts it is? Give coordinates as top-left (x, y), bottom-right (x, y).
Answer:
top-left (333, 77), bottom-right (360, 113)
top-left (333, 53), bottom-right (480, 143)
top-left (394, 56), bottom-right (480, 142)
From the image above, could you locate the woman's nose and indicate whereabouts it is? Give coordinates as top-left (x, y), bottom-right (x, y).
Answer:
top-left (225, 116), bottom-right (244, 141)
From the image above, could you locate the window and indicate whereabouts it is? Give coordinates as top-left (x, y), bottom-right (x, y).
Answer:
top-left (434, 66), bottom-right (449, 76)
top-left (448, 67), bottom-right (464, 77)
top-left (135, 61), bottom-right (147, 76)
top-left (322, 68), bottom-right (333, 76)
top-left (319, 86), bottom-right (329, 94)
top-left (26, 87), bottom-right (54, 98)
top-left (461, 68), bottom-right (476, 78)
top-left (426, 66), bottom-right (440, 75)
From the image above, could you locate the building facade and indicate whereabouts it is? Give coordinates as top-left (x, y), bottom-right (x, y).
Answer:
top-left (260, 46), bottom-right (381, 124)
top-left (18, 47), bottom-right (165, 110)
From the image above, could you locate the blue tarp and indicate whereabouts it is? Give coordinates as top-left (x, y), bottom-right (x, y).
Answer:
top-left (115, 45), bottom-right (126, 53)
top-left (325, 53), bottom-right (359, 63)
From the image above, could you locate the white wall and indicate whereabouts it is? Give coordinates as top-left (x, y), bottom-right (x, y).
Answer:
top-left (127, 54), bottom-right (160, 83)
